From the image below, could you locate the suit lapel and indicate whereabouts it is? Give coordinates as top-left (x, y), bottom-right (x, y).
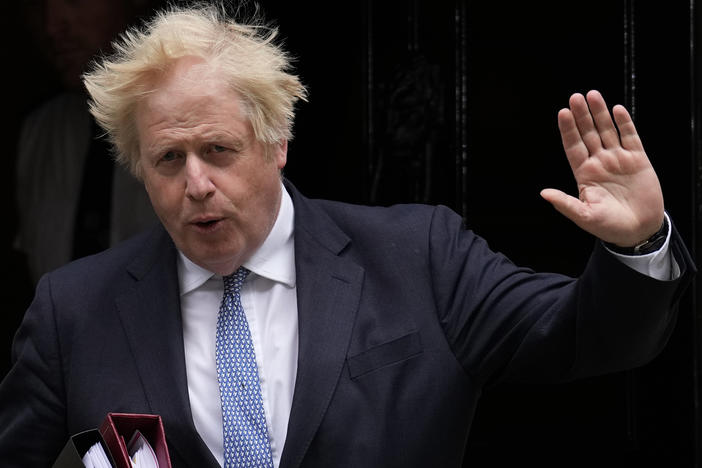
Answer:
top-left (279, 184), bottom-right (364, 468)
top-left (114, 226), bottom-right (218, 467)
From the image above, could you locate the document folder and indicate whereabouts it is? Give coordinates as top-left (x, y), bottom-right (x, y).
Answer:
top-left (53, 412), bottom-right (172, 468)
top-left (99, 413), bottom-right (172, 468)
top-left (52, 428), bottom-right (116, 468)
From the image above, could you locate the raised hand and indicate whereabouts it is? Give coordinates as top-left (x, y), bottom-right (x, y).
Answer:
top-left (540, 90), bottom-right (665, 247)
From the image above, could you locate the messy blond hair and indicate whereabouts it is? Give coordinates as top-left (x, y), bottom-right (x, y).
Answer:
top-left (82, 2), bottom-right (307, 178)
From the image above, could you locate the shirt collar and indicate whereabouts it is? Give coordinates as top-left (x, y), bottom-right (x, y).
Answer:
top-left (177, 182), bottom-right (296, 295)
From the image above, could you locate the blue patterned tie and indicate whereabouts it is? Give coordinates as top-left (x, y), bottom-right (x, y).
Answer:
top-left (216, 267), bottom-right (274, 468)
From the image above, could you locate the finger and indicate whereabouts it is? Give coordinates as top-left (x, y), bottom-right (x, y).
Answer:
top-left (557, 108), bottom-right (589, 171)
top-left (586, 90), bottom-right (621, 149)
top-left (569, 92), bottom-right (603, 155)
top-left (540, 188), bottom-right (589, 227)
top-left (612, 104), bottom-right (645, 152)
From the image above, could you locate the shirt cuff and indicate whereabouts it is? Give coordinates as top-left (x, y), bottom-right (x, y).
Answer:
top-left (603, 212), bottom-right (680, 281)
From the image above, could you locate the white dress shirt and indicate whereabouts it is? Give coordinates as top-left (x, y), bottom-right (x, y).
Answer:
top-left (179, 183), bottom-right (297, 468)
top-left (605, 212), bottom-right (679, 281)
top-left (178, 183), bottom-right (677, 467)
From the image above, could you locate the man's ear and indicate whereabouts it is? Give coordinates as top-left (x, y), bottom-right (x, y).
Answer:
top-left (274, 139), bottom-right (288, 170)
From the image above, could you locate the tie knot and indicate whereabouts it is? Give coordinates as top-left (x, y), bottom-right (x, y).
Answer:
top-left (223, 266), bottom-right (250, 295)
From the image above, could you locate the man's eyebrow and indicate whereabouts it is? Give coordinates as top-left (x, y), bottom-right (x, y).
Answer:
top-left (200, 128), bottom-right (247, 141)
top-left (142, 141), bottom-right (171, 157)
top-left (199, 130), bottom-right (250, 148)
top-left (142, 131), bottom-right (249, 155)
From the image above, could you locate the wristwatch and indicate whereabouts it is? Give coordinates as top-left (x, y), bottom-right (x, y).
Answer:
top-left (604, 216), bottom-right (669, 256)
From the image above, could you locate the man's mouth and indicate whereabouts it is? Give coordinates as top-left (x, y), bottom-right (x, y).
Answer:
top-left (197, 219), bottom-right (218, 226)
top-left (191, 217), bottom-right (223, 231)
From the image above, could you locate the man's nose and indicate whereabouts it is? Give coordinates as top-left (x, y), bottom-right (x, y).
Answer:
top-left (184, 155), bottom-right (216, 201)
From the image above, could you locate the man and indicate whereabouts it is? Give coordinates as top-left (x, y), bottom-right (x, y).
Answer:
top-left (15, 0), bottom-right (159, 286)
top-left (0, 4), bottom-right (695, 468)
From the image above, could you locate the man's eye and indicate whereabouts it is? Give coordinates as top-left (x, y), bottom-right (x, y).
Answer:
top-left (161, 151), bottom-right (180, 162)
top-left (211, 145), bottom-right (227, 153)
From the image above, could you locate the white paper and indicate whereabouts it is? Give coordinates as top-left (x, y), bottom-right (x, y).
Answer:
top-left (81, 441), bottom-right (112, 468)
top-left (127, 430), bottom-right (159, 468)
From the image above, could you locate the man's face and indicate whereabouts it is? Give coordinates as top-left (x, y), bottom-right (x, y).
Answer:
top-left (43, 0), bottom-right (129, 89)
top-left (136, 57), bottom-right (287, 276)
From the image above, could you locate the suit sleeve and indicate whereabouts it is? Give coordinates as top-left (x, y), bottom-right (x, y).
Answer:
top-left (428, 205), bottom-right (696, 388)
top-left (0, 273), bottom-right (69, 466)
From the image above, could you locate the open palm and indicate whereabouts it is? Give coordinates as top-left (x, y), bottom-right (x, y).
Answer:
top-left (541, 90), bottom-right (664, 247)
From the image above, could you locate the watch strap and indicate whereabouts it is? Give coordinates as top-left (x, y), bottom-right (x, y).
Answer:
top-left (604, 216), bottom-right (669, 256)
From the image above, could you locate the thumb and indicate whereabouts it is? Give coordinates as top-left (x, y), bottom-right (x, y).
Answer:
top-left (540, 188), bottom-right (587, 226)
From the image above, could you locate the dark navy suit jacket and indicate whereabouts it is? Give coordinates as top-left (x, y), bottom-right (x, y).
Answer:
top-left (0, 182), bottom-right (695, 467)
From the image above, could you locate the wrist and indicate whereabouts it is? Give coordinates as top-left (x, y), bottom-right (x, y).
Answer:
top-left (603, 216), bottom-right (669, 256)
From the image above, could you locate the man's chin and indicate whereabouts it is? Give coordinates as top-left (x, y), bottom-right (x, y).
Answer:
top-left (187, 251), bottom-right (243, 276)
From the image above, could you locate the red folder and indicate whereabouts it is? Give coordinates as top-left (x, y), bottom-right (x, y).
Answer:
top-left (99, 412), bottom-right (172, 468)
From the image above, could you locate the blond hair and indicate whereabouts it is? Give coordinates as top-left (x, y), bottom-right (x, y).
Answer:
top-left (82, 2), bottom-right (307, 178)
